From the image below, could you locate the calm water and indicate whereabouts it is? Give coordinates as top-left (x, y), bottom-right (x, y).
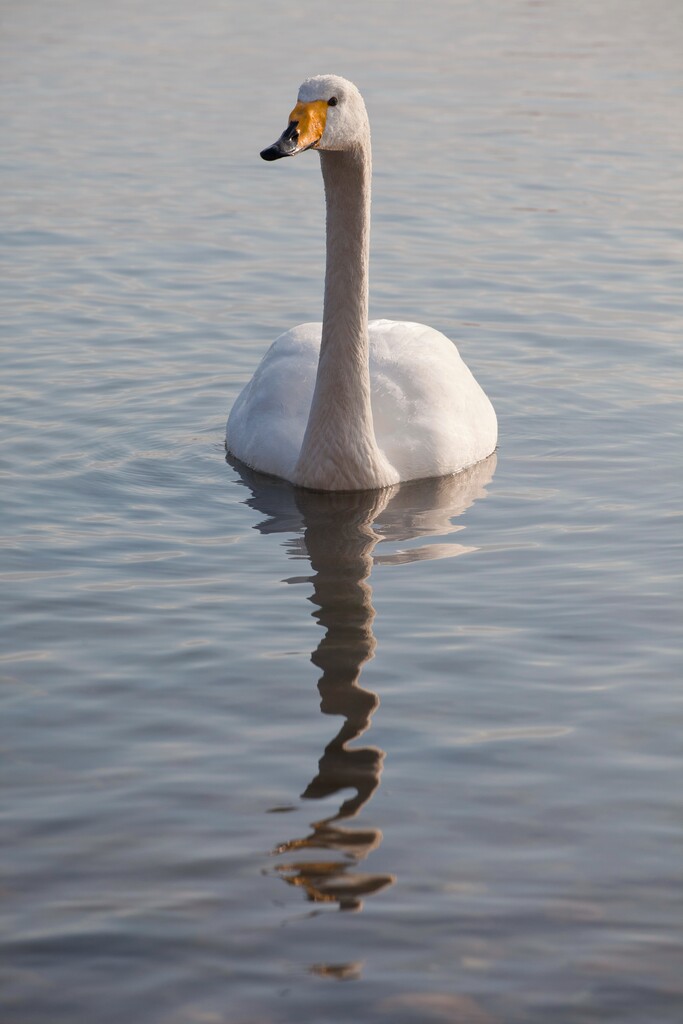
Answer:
top-left (2, 1), bottom-right (682, 1021)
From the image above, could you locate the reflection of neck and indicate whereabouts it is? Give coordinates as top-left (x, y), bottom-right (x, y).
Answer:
top-left (274, 490), bottom-right (395, 911)
top-left (306, 568), bottom-right (381, 819)
top-left (300, 489), bottom-right (389, 818)
top-left (308, 501), bottom-right (377, 709)
top-left (294, 147), bottom-right (394, 490)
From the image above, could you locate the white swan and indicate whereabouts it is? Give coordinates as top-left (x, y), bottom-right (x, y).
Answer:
top-left (227, 75), bottom-right (497, 492)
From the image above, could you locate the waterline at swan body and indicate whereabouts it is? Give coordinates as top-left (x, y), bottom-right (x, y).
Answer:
top-left (226, 75), bottom-right (497, 492)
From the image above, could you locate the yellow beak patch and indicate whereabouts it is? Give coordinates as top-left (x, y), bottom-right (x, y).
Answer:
top-left (288, 99), bottom-right (329, 151)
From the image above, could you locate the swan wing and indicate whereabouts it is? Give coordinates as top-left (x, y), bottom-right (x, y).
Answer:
top-left (369, 320), bottom-right (497, 481)
top-left (227, 323), bottom-right (320, 480)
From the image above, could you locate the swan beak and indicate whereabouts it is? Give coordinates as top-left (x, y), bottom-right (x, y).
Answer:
top-left (260, 100), bottom-right (328, 161)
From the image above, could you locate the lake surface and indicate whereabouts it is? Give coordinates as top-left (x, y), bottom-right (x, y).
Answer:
top-left (2, 1), bottom-right (682, 1021)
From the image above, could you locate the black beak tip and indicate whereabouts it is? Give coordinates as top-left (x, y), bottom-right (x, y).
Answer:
top-left (260, 145), bottom-right (283, 161)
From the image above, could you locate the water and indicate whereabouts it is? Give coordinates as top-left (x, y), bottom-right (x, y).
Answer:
top-left (2, 1), bottom-right (682, 1021)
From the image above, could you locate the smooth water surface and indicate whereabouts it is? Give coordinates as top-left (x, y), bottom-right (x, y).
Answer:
top-left (2, 2), bottom-right (682, 1021)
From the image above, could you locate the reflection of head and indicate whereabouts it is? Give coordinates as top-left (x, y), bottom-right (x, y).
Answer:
top-left (275, 854), bottom-right (394, 913)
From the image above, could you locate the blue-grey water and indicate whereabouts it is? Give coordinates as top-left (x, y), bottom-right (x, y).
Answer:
top-left (2, 1), bottom-right (682, 1022)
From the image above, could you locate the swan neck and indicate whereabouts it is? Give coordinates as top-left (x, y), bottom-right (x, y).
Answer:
top-left (294, 138), bottom-right (395, 490)
top-left (320, 147), bottom-right (371, 349)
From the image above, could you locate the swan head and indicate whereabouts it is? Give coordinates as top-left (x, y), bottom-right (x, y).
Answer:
top-left (260, 75), bottom-right (369, 161)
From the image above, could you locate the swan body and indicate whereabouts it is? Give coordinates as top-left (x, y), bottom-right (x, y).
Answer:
top-left (227, 75), bottom-right (497, 491)
top-left (229, 319), bottom-right (496, 487)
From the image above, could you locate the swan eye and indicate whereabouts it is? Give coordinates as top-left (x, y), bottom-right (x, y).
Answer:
top-left (328, 96), bottom-right (338, 107)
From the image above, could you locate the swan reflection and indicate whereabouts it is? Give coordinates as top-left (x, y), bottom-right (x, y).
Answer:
top-left (228, 455), bottom-right (496, 913)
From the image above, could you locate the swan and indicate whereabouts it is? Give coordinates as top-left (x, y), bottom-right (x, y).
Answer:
top-left (227, 75), bottom-right (497, 491)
